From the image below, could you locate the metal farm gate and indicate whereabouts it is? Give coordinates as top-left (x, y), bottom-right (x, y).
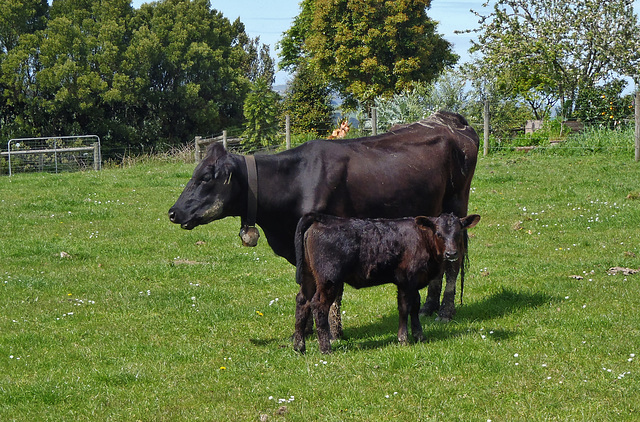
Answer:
top-left (1, 135), bottom-right (101, 176)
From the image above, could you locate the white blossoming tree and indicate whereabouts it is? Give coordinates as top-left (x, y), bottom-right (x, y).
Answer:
top-left (465, 0), bottom-right (640, 118)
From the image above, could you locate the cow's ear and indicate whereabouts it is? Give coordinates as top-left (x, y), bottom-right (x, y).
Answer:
top-left (415, 216), bottom-right (437, 231)
top-left (461, 214), bottom-right (481, 229)
top-left (206, 142), bottom-right (228, 162)
top-left (214, 156), bottom-right (234, 182)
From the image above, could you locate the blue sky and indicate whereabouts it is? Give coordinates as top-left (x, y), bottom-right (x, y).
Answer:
top-left (131, 0), bottom-right (483, 85)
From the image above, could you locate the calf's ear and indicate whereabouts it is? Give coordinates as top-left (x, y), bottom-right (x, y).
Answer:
top-left (415, 216), bottom-right (437, 231)
top-left (461, 214), bottom-right (481, 229)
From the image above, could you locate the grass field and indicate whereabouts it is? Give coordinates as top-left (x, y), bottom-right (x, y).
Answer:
top-left (1, 149), bottom-right (640, 421)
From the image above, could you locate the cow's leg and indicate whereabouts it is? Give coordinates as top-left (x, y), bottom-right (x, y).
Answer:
top-left (420, 276), bottom-right (442, 316)
top-left (312, 282), bottom-right (340, 354)
top-left (409, 289), bottom-right (425, 342)
top-left (293, 281), bottom-right (315, 354)
top-left (329, 284), bottom-right (344, 340)
top-left (437, 259), bottom-right (460, 322)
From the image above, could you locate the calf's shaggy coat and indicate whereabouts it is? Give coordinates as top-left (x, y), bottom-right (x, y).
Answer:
top-left (293, 213), bottom-right (480, 354)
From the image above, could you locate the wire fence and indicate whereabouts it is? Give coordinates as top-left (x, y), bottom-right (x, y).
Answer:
top-left (1, 135), bottom-right (101, 176)
top-left (3, 113), bottom-right (638, 175)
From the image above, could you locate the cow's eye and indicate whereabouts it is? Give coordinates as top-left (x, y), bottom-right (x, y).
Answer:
top-left (201, 173), bottom-right (212, 183)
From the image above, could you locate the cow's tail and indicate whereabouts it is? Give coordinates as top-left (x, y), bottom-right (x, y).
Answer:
top-left (460, 230), bottom-right (470, 306)
top-left (294, 213), bottom-right (320, 285)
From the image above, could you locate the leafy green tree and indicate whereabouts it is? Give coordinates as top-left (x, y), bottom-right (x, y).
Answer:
top-left (242, 77), bottom-right (281, 149)
top-left (574, 79), bottom-right (634, 127)
top-left (278, 0), bottom-right (315, 72)
top-left (0, 0), bottom-right (48, 53)
top-left (281, 61), bottom-right (334, 136)
top-left (243, 36), bottom-right (275, 85)
top-left (468, 0), bottom-right (640, 118)
top-left (0, 0), bottom-right (48, 138)
top-left (1, 0), bottom-right (262, 156)
top-left (280, 0), bottom-right (456, 108)
top-left (126, 0), bottom-right (251, 147)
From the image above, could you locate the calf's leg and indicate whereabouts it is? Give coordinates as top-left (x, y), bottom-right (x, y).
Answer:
top-left (329, 283), bottom-right (344, 340)
top-left (396, 288), bottom-right (411, 345)
top-left (312, 282), bottom-right (340, 354)
top-left (409, 289), bottom-right (425, 342)
top-left (293, 281), bottom-right (315, 353)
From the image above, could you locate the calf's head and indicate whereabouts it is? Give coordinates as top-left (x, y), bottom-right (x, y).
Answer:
top-left (168, 143), bottom-right (239, 230)
top-left (416, 213), bottom-right (481, 261)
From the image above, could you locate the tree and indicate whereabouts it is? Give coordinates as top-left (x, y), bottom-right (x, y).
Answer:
top-left (280, 0), bottom-right (457, 108)
top-left (242, 77), bottom-right (281, 149)
top-left (281, 60), bottom-right (334, 136)
top-left (126, 0), bottom-right (251, 146)
top-left (573, 79), bottom-right (634, 127)
top-left (242, 36), bottom-right (275, 85)
top-left (468, 0), bottom-right (640, 118)
top-left (1, 0), bottom-right (262, 155)
top-left (0, 0), bottom-right (48, 138)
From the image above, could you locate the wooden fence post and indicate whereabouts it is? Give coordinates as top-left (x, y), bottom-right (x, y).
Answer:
top-left (635, 90), bottom-right (639, 162)
top-left (223, 130), bottom-right (227, 150)
top-left (371, 107), bottom-right (377, 136)
top-left (195, 136), bottom-right (202, 162)
top-left (286, 114), bottom-right (291, 149)
top-left (483, 98), bottom-right (490, 156)
top-left (93, 142), bottom-right (100, 171)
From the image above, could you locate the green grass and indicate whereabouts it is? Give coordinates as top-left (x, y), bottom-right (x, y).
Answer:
top-left (2, 151), bottom-right (640, 421)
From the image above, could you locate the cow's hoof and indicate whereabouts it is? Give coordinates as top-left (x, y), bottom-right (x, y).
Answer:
top-left (319, 346), bottom-right (332, 354)
top-left (329, 327), bottom-right (343, 341)
top-left (419, 300), bottom-right (439, 316)
top-left (434, 315), bottom-right (451, 323)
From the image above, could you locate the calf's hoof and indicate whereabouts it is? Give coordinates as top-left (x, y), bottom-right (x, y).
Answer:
top-left (293, 336), bottom-right (306, 354)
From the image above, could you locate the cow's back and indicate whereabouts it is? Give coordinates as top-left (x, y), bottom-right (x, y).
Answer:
top-left (295, 111), bottom-right (478, 219)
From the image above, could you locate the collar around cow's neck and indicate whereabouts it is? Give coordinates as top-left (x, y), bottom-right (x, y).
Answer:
top-left (245, 154), bottom-right (258, 227)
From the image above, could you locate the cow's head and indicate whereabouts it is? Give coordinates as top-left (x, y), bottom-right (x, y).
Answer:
top-left (168, 143), bottom-right (240, 230)
top-left (415, 213), bottom-right (481, 261)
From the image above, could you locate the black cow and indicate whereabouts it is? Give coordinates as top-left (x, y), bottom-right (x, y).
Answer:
top-left (168, 111), bottom-right (479, 331)
top-left (293, 213), bottom-right (481, 354)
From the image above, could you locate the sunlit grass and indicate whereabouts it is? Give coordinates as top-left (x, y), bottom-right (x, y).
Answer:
top-left (1, 152), bottom-right (640, 420)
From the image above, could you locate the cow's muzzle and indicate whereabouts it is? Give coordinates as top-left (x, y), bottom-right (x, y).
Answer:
top-left (168, 210), bottom-right (195, 230)
top-left (444, 251), bottom-right (459, 262)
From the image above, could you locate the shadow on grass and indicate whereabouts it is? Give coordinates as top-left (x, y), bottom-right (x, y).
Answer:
top-left (455, 287), bottom-right (556, 322)
top-left (250, 288), bottom-right (557, 353)
top-left (334, 287), bottom-right (556, 352)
